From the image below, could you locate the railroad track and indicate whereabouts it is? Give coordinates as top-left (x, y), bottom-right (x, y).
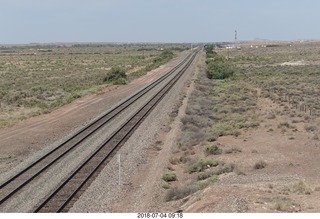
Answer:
top-left (0, 50), bottom-right (198, 212)
top-left (0, 52), bottom-right (192, 205)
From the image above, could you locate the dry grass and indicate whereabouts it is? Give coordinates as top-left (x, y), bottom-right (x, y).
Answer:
top-left (223, 43), bottom-right (320, 136)
top-left (0, 44), bottom-right (187, 128)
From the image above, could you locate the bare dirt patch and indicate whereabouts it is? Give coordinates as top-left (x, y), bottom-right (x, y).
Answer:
top-left (279, 61), bottom-right (306, 66)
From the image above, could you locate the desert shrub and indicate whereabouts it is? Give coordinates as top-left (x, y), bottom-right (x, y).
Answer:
top-left (304, 125), bottom-right (317, 132)
top-left (188, 158), bottom-right (219, 173)
top-left (169, 156), bottom-right (188, 165)
top-left (215, 163), bottom-right (236, 175)
top-left (178, 131), bottom-right (207, 147)
top-left (198, 158), bottom-right (219, 168)
top-left (162, 183), bottom-right (170, 189)
top-left (244, 121), bottom-right (260, 129)
top-left (206, 134), bottom-right (218, 142)
top-left (224, 147), bottom-right (242, 154)
top-left (205, 144), bottom-right (222, 155)
top-left (212, 122), bottom-right (242, 137)
top-left (113, 77), bottom-right (127, 85)
top-left (273, 196), bottom-right (301, 212)
top-left (181, 115), bottom-right (212, 129)
top-left (205, 46), bottom-right (234, 80)
top-left (196, 175), bottom-right (219, 190)
top-left (208, 174), bottom-right (219, 183)
top-left (162, 172), bottom-right (177, 182)
top-left (197, 172), bottom-right (211, 181)
top-left (196, 180), bottom-right (209, 190)
top-left (205, 44), bottom-right (217, 58)
top-left (278, 122), bottom-right (290, 129)
top-left (103, 67), bottom-right (127, 83)
top-left (206, 60), bottom-right (235, 80)
top-left (254, 160), bottom-right (267, 169)
top-left (291, 180), bottom-right (312, 195)
top-left (165, 185), bottom-right (198, 201)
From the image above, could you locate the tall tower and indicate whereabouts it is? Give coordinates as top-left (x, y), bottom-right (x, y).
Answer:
top-left (235, 30), bottom-right (237, 43)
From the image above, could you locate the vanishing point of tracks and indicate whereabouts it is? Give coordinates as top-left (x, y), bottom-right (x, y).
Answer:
top-left (0, 50), bottom-right (198, 212)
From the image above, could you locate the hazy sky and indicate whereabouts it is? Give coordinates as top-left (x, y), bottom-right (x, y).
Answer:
top-left (1, 0), bottom-right (320, 44)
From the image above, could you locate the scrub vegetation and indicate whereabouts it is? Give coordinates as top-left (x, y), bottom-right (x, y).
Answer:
top-left (164, 48), bottom-right (252, 201)
top-left (0, 43), bottom-right (188, 128)
top-left (223, 42), bottom-right (320, 139)
top-left (205, 45), bottom-right (234, 79)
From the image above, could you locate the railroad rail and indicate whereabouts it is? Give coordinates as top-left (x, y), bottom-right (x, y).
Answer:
top-left (0, 50), bottom-right (198, 212)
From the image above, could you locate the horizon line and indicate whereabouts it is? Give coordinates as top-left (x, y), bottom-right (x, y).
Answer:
top-left (1, 38), bottom-right (320, 47)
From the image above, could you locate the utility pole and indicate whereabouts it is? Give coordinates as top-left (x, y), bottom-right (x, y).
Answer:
top-left (118, 154), bottom-right (121, 186)
top-left (235, 30), bottom-right (238, 48)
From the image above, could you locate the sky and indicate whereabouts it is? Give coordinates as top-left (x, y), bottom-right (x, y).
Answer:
top-left (1, 0), bottom-right (320, 44)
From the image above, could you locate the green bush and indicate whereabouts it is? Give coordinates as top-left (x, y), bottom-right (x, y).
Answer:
top-left (205, 45), bottom-right (234, 79)
top-left (189, 158), bottom-right (219, 173)
top-left (207, 60), bottom-right (235, 79)
top-left (197, 172), bottom-right (211, 180)
top-left (103, 67), bottom-right (127, 83)
top-left (113, 77), bottom-right (127, 85)
top-left (162, 172), bottom-right (177, 182)
top-left (162, 183), bottom-right (170, 189)
top-left (205, 144), bottom-right (221, 155)
top-left (215, 162), bottom-right (236, 175)
top-left (205, 44), bottom-right (217, 58)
